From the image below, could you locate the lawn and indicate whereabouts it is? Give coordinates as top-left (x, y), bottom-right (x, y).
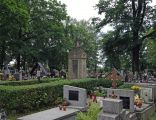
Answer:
top-left (150, 112), bottom-right (156, 120)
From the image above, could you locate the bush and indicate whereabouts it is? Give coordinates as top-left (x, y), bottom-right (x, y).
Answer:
top-left (0, 78), bottom-right (60, 86)
top-left (77, 102), bottom-right (101, 120)
top-left (118, 84), bottom-right (133, 89)
top-left (0, 78), bottom-right (123, 114)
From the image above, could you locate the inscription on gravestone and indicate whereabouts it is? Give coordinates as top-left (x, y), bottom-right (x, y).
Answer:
top-left (120, 96), bottom-right (130, 109)
top-left (69, 90), bottom-right (79, 101)
top-left (72, 60), bottom-right (78, 79)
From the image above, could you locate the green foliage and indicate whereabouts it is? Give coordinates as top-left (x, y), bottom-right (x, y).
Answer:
top-left (77, 102), bottom-right (100, 120)
top-left (146, 39), bottom-right (156, 69)
top-left (0, 78), bottom-right (122, 114)
top-left (0, 78), bottom-right (60, 86)
top-left (118, 84), bottom-right (133, 90)
top-left (0, 0), bottom-right (98, 72)
top-left (150, 113), bottom-right (156, 120)
top-left (64, 19), bottom-right (98, 71)
top-left (94, 90), bottom-right (107, 97)
top-left (94, 0), bottom-right (156, 72)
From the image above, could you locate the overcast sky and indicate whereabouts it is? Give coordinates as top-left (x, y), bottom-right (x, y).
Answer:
top-left (59, 0), bottom-right (156, 33)
top-left (60, 0), bottom-right (156, 21)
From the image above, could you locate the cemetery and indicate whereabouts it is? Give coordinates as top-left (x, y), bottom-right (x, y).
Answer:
top-left (1, 0), bottom-right (156, 120)
top-left (0, 33), bottom-right (156, 120)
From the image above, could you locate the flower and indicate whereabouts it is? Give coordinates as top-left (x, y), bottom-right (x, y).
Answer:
top-left (131, 85), bottom-right (141, 91)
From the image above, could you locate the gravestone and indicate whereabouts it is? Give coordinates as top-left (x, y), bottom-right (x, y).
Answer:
top-left (63, 85), bottom-right (87, 110)
top-left (107, 88), bottom-right (135, 112)
top-left (14, 71), bottom-right (22, 80)
top-left (103, 98), bottom-right (123, 114)
top-left (140, 87), bottom-right (153, 103)
top-left (98, 98), bottom-right (126, 120)
top-left (98, 98), bottom-right (138, 120)
top-left (68, 41), bottom-right (87, 79)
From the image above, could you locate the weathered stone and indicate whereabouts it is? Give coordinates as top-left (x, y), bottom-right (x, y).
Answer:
top-left (140, 87), bottom-right (153, 103)
top-left (103, 98), bottom-right (123, 114)
top-left (107, 88), bottom-right (135, 112)
top-left (17, 107), bottom-right (79, 120)
top-left (63, 85), bottom-right (87, 110)
top-left (98, 111), bottom-right (120, 120)
top-left (68, 44), bottom-right (87, 79)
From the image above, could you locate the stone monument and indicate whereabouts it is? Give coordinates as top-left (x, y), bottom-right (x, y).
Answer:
top-left (68, 41), bottom-right (87, 79)
top-left (63, 85), bottom-right (87, 111)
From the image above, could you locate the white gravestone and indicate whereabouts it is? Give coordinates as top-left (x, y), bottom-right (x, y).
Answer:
top-left (63, 85), bottom-right (87, 110)
top-left (140, 87), bottom-right (153, 103)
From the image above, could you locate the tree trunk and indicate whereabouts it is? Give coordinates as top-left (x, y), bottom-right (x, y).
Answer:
top-left (132, 27), bottom-right (140, 75)
top-left (0, 40), bottom-right (6, 69)
top-left (17, 54), bottom-right (21, 71)
top-left (132, 45), bottom-right (140, 74)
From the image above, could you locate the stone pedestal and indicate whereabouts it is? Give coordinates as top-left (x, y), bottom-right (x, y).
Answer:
top-left (98, 98), bottom-right (123, 120)
top-left (103, 98), bottom-right (123, 114)
top-left (98, 112), bottom-right (120, 120)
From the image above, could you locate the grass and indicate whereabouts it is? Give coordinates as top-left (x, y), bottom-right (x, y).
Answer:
top-left (150, 112), bottom-right (156, 120)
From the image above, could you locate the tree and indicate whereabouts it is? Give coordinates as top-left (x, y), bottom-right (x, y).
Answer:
top-left (65, 19), bottom-right (99, 71)
top-left (17, 0), bottom-right (67, 70)
top-left (94, 0), bottom-right (156, 74)
top-left (0, 0), bottom-right (29, 69)
top-left (146, 39), bottom-right (156, 69)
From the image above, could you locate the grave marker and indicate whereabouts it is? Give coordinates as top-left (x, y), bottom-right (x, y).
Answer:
top-left (63, 85), bottom-right (87, 110)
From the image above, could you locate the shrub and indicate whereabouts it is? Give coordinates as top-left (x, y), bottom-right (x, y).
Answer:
top-left (77, 102), bottom-right (101, 120)
top-left (0, 78), bottom-right (60, 86)
top-left (118, 84), bottom-right (133, 89)
top-left (0, 78), bottom-right (123, 114)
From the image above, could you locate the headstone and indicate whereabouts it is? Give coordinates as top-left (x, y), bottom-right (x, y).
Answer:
top-left (68, 41), bottom-right (87, 79)
top-left (98, 98), bottom-right (124, 120)
top-left (103, 98), bottom-right (123, 114)
top-left (140, 87), bottom-right (153, 103)
top-left (107, 88), bottom-right (135, 112)
top-left (14, 71), bottom-right (23, 80)
top-left (63, 85), bottom-right (87, 110)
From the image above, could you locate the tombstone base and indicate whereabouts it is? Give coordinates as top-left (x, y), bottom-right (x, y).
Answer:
top-left (98, 111), bottom-right (120, 120)
top-left (135, 103), bottom-right (155, 120)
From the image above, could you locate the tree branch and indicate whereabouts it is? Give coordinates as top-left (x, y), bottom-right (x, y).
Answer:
top-left (139, 0), bottom-right (146, 27)
top-left (132, 0), bottom-right (136, 18)
top-left (141, 29), bottom-right (156, 41)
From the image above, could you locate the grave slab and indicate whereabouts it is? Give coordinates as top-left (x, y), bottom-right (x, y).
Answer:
top-left (17, 107), bottom-right (79, 120)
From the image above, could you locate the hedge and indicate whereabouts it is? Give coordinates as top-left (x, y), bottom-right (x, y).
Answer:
top-left (118, 84), bottom-right (133, 89)
top-left (0, 78), bottom-right (60, 86)
top-left (0, 78), bottom-right (123, 114)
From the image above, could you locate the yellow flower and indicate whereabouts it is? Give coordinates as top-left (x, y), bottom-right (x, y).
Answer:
top-left (131, 85), bottom-right (141, 91)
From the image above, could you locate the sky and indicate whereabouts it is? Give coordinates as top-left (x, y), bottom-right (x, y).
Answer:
top-left (60, 0), bottom-right (156, 21)
top-left (59, 0), bottom-right (156, 33)
top-left (60, 0), bottom-right (99, 21)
